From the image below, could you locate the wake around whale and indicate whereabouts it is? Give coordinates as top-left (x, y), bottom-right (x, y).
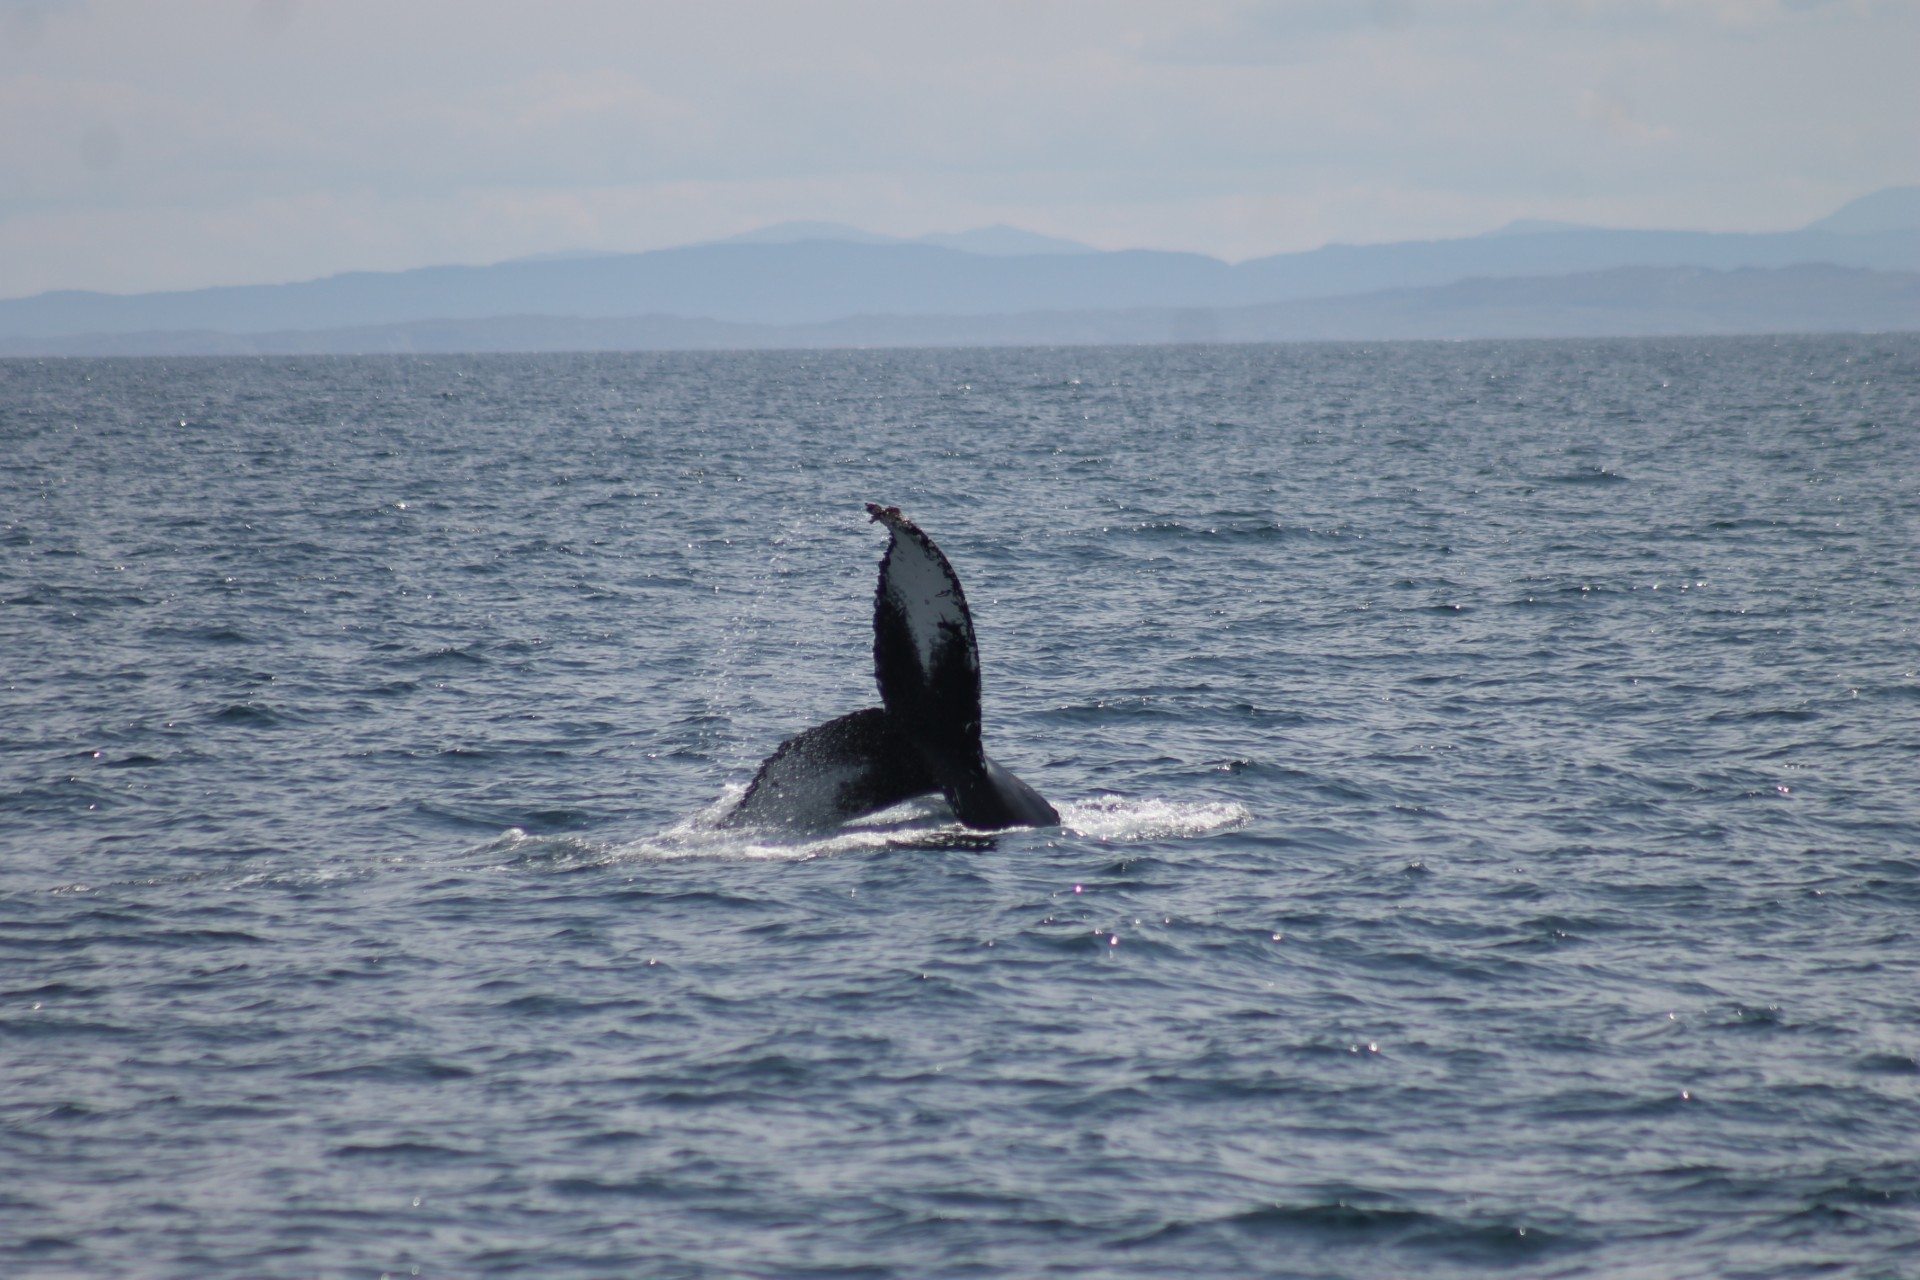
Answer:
top-left (723, 504), bottom-right (1059, 832)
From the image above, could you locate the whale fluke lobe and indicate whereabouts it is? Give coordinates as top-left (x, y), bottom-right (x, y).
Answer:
top-left (728, 707), bottom-right (937, 830)
top-left (867, 502), bottom-right (982, 771)
top-left (724, 506), bottom-right (1058, 832)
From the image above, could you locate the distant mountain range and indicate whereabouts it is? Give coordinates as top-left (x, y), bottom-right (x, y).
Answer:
top-left (3, 188), bottom-right (1917, 354)
top-left (14, 265), bottom-right (1914, 356)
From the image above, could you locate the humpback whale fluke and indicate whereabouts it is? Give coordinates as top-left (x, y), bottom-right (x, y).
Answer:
top-left (723, 506), bottom-right (1058, 832)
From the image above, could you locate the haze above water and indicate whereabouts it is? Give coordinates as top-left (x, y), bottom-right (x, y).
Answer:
top-left (4, 336), bottom-right (1919, 1278)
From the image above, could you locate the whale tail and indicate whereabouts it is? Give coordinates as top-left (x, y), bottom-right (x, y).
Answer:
top-left (724, 506), bottom-right (1057, 831)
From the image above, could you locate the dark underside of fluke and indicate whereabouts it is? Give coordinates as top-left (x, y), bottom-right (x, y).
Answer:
top-left (722, 504), bottom-right (1057, 832)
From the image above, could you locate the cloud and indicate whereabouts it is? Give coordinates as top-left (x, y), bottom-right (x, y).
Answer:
top-left (1580, 89), bottom-right (1675, 146)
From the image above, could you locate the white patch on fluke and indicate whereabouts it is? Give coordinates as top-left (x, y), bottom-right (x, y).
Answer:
top-left (883, 530), bottom-right (972, 678)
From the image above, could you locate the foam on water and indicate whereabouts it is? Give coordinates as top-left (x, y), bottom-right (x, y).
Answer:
top-left (1059, 794), bottom-right (1254, 841)
top-left (492, 789), bottom-right (1251, 866)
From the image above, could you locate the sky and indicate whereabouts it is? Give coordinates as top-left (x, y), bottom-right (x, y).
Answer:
top-left (2, 0), bottom-right (1917, 298)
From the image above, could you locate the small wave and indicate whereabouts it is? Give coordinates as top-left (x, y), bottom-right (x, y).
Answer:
top-left (422, 799), bottom-right (590, 833)
top-left (1044, 696), bottom-right (1181, 724)
top-left (472, 828), bottom-right (625, 872)
top-left (100, 752), bottom-right (167, 769)
top-left (207, 702), bottom-right (288, 727)
top-left (1119, 518), bottom-right (1357, 543)
top-left (1543, 466), bottom-right (1629, 485)
top-left (1125, 1195), bottom-right (1571, 1262)
top-left (299, 1054), bottom-right (474, 1083)
top-left (395, 645), bottom-right (488, 668)
top-left (1059, 796), bottom-right (1251, 842)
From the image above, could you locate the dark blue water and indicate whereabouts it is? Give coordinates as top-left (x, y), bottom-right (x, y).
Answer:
top-left (4, 337), bottom-right (1919, 1279)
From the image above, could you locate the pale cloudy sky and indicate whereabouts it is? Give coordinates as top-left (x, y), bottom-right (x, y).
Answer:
top-left (2, 0), bottom-right (1916, 296)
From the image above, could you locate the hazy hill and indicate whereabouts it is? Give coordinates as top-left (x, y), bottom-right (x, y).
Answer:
top-left (3, 192), bottom-right (1918, 345)
top-left (1214, 262), bottom-right (1920, 342)
top-left (1233, 225), bottom-right (1920, 300)
top-left (7, 264), bottom-right (1912, 356)
top-left (0, 242), bottom-right (1253, 337)
top-left (914, 226), bottom-right (1098, 256)
top-left (1806, 186), bottom-right (1920, 235)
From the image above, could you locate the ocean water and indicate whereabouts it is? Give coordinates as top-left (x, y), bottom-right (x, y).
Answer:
top-left (3, 336), bottom-right (1918, 1279)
